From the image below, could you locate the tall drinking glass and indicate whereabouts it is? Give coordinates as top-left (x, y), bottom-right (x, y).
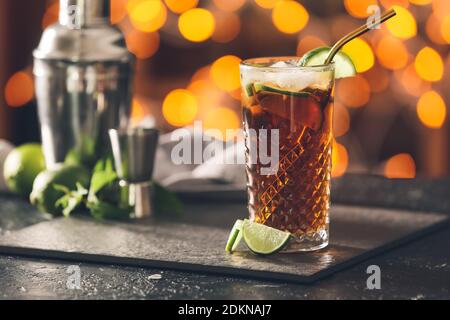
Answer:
top-left (240, 57), bottom-right (335, 252)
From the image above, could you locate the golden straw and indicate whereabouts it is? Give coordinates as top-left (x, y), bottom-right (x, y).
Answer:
top-left (324, 9), bottom-right (397, 65)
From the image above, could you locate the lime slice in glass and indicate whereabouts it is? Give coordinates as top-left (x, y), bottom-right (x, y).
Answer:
top-left (225, 219), bottom-right (244, 253)
top-left (253, 82), bottom-right (310, 97)
top-left (242, 220), bottom-right (291, 255)
top-left (298, 46), bottom-right (356, 79)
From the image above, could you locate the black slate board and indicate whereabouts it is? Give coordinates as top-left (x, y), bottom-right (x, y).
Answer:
top-left (0, 205), bottom-right (448, 284)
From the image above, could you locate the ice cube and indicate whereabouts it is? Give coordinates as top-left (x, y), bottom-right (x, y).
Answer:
top-left (270, 61), bottom-right (292, 68)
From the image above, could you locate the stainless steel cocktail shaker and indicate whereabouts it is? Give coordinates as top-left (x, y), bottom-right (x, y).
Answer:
top-left (33, 0), bottom-right (135, 169)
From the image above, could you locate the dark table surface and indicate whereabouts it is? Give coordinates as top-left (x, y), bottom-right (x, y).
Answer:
top-left (0, 174), bottom-right (450, 300)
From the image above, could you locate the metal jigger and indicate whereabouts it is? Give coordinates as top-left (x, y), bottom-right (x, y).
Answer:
top-left (109, 128), bottom-right (160, 219)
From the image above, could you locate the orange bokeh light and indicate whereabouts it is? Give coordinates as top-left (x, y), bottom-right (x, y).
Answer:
top-left (342, 38), bottom-right (375, 73)
top-left (4, 72), bottom-right (34, 108)
top-left (212, 12), bottom-right (241, 43)
top-left (164, 0), bottom-right (198, 14)
top-left (272, 0), bottom-right (309, 34)
top-left (42, 2), bottom-right (59, 29)
top-left (432, 0), bottom-right (450, 19)
top-left (344, 0), bottom-right (378, 18)
top-left (397, 64), bottom-right (431, 97)
top-left (125, 30), bottom-right (160, 59)
top-left (210, 55), bottom-right (242, 92)
top-left (384, 153), bottom-right (416, 179)
top-left (111, 0), bottom-right (128, 24)
top-left (213, 0), bottom-right (246, 12)
top-left (416, 90), bottom-right (447, 129)
top-left (333, 103), bottom-right (351, 137)
top-left (254, 0), bottom-right (279, 9)
top-left (178, 8), bottom-right (216, 42)
top-left (414, 47), bottom-right (444, 82)
top-left (128, 0), bottom-right (167, 33)
top-left (441, 15), bottom-right (450, 43)
top-left (204, 107), bottom-right (241, 140)
top-left (426, 14), bottom-right (447, 45)
top-left (386, 6), bottom-right (417, 39)
top-left (376, 35), bottom-right (409, 70)
top-left (131, 98), bottom-right (147, 125)
top-left (163, 89), bottom-right (198, 127)
top-left (381, 0), bottom-right (409, 8)
top-left (332, 141), bottom-right (349, 178)
top-left (337, 75), bottom-right (371, 108)
top-left (410, 0), bottom-right (432, 5)
top-left (296, 36), bottom-right (326, 56)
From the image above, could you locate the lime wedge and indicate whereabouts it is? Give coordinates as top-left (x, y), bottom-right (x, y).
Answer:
top-left (253, 82), bottom-right (310, 97)
top-left (225, 219), bottom-right (244, 253)
top-left (242, 220), bottom-right (291, 255)
top-left (244, 83), bottom-right (255, 97)
top-left (299, 46), bottom-right (356, 79)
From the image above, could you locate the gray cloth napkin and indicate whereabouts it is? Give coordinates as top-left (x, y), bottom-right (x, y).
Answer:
top-left (0, 127), bottom-right (246, 194)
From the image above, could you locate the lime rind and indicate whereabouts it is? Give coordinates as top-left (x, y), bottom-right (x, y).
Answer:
top-left (225, 219), bottom-right (244, 253)
top-left (299, 46), bottom-right (356, 79)
top-left (253, 82), bottom-right (310, 97)
top-left (242, 220), bottom-right (291, 255)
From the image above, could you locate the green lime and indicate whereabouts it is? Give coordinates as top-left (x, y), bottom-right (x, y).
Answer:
top-left (299, 46), bottom-right (356, 79)
top-left (225, 219), bottom-right (244, 253)
top-left (242, 220), bottom-right (291, 255)
top-left (3, 143), bottom-right (46, 197)
top-left (253, 82), bottom-right (310, 97)
top-left (30, 165), bottom-right (90, 216)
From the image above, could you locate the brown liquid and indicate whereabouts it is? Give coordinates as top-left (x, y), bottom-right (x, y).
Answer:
top-left (243, 85), bottom-right (333, 238)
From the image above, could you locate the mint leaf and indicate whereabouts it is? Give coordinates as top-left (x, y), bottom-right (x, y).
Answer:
top-left (54, 183), bottom-right (88, 217)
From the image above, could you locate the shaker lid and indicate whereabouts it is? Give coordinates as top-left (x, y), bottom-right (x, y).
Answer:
top-left (33, 0), bottom-right (133, 62)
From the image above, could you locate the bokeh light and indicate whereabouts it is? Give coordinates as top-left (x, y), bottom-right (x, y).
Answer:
top-left (384, 153), bottom-right (416, 178)
top-left (398, 64), bottom-right (431, 96)
top-left (254, 0), bottom-right (279, 9)
top-left (125, 30), bottom-right (160, 59)
top-left (342, 38), bottom-right (375, 73)
top-left (212, 12), bottom-right (241, 43)
top-left (416, 90), bottom-right (447, 129)
top-left (363, 64), bottom-right (390, 93)
top-left (410, 0), bottom-right (432, 5)
top-left (432, 0), bottom-right (450, 19)
top-left (178, 8), bottom-right (216, 42)
top-left (204, 107), bottom-right (241, 140)
top-left (332, 141), bottom-right (349, 178)
top-left (426, 14), bottom-right (447, 44)
top-left (213, 0), bottom-right (246, 12)
top-left (386, 6), bottom-right (417, 39)
top-left (164, 0), bottom-right (198, 14)
top-left (163, 89), bottom-right (198, 127)
top-left (111, 0), bottom-right (128, 24)
top-left (5, 72), bottom-right (34, 108)
top-left (381, 0), bottom-right (409, 8)
top-left (210, 55), bottom-right (242, 92)
top-left (131, 98), bottom-right (147, 125)
top-left (441, 15), bottom-right (450, 43)
top-left (333, 103), bottom-right (351, 137)
top-left (414, 47), bottom-right (444, 82)
top-left (337, 75), bottom-right (371, 108)
top-left (344, 0), bottom-right (378, 18)
top-left (42, 2), bottom-right (59, 29)
top-left (296, 36), bottom-right (326, 56)
top-left (376, 35), bottom-right (409, 70)
top-left (128, 0), bottom-right (167, 33)
top-left (272, 1), bottom-right (309, 34)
